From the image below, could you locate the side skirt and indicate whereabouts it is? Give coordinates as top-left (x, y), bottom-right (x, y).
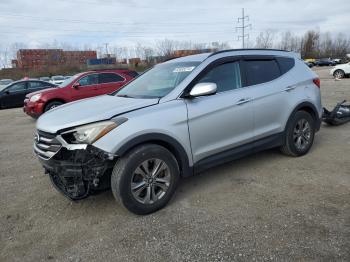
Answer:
top-left (193, 132), bottom-right (284, 174)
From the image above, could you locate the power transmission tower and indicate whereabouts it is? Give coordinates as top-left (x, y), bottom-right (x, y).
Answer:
top-left (236, 8), bottom-right (252, 48)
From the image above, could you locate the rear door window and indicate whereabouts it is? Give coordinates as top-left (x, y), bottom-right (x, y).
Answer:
top-left (243, 59), bottom-right (281, 86)
top-left (28, 81), bottom-right (48, 89)
top-left (99, 73), bottom-right (124, 84)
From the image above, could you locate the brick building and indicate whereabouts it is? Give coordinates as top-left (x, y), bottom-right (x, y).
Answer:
top-left (13, 49), bottom-right (97, 69)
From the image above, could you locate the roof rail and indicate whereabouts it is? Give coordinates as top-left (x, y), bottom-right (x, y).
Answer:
top-left (90, 68), bottom-right (130, 71)
top-left (209, 48), bottom-right (290, 57)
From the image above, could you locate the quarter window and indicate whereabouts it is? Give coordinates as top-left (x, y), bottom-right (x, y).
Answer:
top-left (78, 74), bottom-right (98, 86)
top-left (198, 61), bottom-right (242, 92)
top-left (99, 73), bottom-right (124, 84)
top-left (244, 60), bottom-right (280, 86)
top-left (276, 57), bottom-right (295, 74)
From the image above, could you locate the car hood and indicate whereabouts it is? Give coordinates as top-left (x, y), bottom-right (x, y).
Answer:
top-left (36, 95), bottom-right (159, 133)
top-left (26, 87), bottom-right (57, 97)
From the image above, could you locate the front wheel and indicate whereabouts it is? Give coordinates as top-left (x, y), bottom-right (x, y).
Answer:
top-left (111, 144), bottom-right (180, 215)
top-left (280, 111), bottom-right (316, 157)
top-left (44, 101), bottom-right (63, 112)
top-left (333, 69), bottom-right (345, 79)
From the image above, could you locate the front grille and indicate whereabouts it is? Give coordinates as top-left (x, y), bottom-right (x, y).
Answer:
top-left (33, 130), bottom-right (62, 160)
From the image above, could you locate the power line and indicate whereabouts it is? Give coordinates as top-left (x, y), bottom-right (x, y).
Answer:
top-left (235, 8), bottom-right (252, 48)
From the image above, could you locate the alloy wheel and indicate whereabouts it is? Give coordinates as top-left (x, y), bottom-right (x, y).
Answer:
top-left (131, 158), bottom-right (171, 204)
top-left (293, 119), bottom-right (311, 151)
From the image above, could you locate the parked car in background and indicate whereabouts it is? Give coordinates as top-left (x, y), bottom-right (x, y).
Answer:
top-left (24, 69), bottom-right (137, 118)
top-left (304, 58), bottom-right (316, 66)
top-left (33, 49), bottom-right (322, 214)
top-left (39, 77), bottom-right (51, 81)
top-left (304, 61), bottom-right (314, 68)
top-left (330, 62), bottom-right (350, 79)
top-left (0, 79), bottom-right (14, 90)
top-left (315, 58), bottom-right (336, 66)
top-left (64, 75), bottom-right (72, 79)
top-left (0, 80), bottom-right (56, 109)
top-left (333, 58), bottom-right (342, 64)
top-left (50, 75), bottom-right (65, 85)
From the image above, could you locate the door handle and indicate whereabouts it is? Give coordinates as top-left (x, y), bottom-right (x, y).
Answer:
top-left (236, 98), bottom-right (252, 105)
top-left (284, 85), bottom-right (297, 92)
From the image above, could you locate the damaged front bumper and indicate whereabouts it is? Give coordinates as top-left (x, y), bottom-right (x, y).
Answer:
top-left (34, 130), bottom-right (116, 200)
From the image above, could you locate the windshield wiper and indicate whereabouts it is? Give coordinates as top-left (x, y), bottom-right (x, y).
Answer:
top-left (116, 94), bottom-right (134, 98)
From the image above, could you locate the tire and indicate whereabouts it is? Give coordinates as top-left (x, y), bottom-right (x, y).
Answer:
top-left (44, 101), bottom-right (63, 112)
top-left (111, 144), bottom-right (180, 215)
top-left (280, 111), bottom-right (316, 157)
top-left (333, 69), bottom-right (345, 79)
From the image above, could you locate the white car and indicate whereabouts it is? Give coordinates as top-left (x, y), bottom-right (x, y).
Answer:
top-left (330, 62), bottom-right (350, 79)
top-left (50, 75), bottom-right (65, 85)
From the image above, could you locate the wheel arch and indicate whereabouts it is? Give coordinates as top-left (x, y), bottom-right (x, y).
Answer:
top-left (115, 133), bottom-right (193, 177)
top-left (285, 101), bottom-right (321, 132)
top-left (44, 98), bottom-right (66, 111)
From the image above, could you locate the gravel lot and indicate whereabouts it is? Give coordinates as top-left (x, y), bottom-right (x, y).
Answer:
top-left (1, 67), bottom-right (349, 262)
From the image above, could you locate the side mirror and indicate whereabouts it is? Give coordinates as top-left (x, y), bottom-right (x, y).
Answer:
top-left (5, 90), bottom-right (10, 95)
top-left (72, 82), bottom-right (81, 89)
top-left (189, 82), bottom-right (217, 97)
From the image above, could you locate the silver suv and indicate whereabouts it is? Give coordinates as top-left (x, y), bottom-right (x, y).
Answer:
top-left (34, 49), bottom-right (322, 214)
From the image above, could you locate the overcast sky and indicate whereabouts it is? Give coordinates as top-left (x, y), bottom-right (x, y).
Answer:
top-left (0, 0), bottom-right (349, 50)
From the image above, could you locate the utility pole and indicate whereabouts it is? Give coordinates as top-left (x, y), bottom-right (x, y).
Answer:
top-left (236, 8), bottom-right (252, 48)
top-left (104, 43), bottom-right (109, 57)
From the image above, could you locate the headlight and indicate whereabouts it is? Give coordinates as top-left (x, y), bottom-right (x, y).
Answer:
top-left (30, 94), bottom-right (41, 102)
top-left (62, 118), bottom-right (127, 144)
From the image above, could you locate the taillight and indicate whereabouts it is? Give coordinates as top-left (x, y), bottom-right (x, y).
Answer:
top-left (313, 78), bottom-right (320, 88)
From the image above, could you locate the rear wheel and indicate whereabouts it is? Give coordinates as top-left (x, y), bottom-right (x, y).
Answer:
top-left (111, 144), bottom-right (180, 215)
top-left (44, 101), bottom-right (63, 112)
top-left (281, 111), bottom-right (316, 157)
top-left (333, 69), bottom-right (345, 79)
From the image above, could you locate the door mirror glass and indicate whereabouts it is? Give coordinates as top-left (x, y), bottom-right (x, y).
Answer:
top-left (189, 82), bottom-right (217, 97)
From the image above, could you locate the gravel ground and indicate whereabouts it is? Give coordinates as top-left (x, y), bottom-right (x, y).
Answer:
top-left (0, 67), bottom-right (349, 262)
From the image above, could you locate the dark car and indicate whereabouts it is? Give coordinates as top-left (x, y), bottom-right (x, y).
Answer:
top-left (0, 80), bottom-right (56, 109)
top-left (315, 58), bottom-right (336, 66)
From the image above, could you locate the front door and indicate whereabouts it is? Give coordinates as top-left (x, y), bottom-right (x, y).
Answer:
top-left (71, 73), bottom-right (100, 101)
top-left (185, 60), bottom-right (255, 164)
top-left (2, 81), bottom-right (28, 107)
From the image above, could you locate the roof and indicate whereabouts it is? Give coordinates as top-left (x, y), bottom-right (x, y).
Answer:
top-left (167, 49), bottom-right (300, 63)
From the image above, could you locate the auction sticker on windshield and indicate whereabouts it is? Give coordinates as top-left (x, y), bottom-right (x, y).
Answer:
top-left (173, 67), bottom-right (195, 73)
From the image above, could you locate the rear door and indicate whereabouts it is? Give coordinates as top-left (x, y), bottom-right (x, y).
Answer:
top-left (186, 58), bottom-right (255, 164)
top-left (1, 82), bottom-right (28, 107)
top-left (71, 73), bottom-right (99, 101)
top-left (98, 73), bottom-right (126, 94)
top-left (242, 56), bottom-right (295, 141)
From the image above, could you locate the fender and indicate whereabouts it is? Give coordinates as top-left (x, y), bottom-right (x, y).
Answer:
top-left (115, 133), bottom-right (193, 177)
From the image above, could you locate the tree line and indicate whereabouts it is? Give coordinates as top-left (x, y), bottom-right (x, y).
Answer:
top-left (1, 29), bottom-right (349, 69)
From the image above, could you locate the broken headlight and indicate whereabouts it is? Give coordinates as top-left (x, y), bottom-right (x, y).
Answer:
top-left (62, 118), bottom-right (127, 144)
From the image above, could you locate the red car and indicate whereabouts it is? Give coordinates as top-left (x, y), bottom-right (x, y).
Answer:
top-left (24, 69), bottom-right (137, 118)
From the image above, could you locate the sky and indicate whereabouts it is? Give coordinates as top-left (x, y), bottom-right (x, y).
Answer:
top-left (0, 0), bottom-right (349, 51)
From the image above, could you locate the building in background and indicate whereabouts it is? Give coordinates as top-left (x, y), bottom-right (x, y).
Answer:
top-left (12, 49), bottom-right (97, 70)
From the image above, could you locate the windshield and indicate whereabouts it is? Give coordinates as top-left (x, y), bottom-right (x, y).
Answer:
top-left (116, 61), bottom-right (200, 98)
top-left (58, 73), bottom-right (82, 87)
top-left (0, 80), bottom-right (12, 85)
